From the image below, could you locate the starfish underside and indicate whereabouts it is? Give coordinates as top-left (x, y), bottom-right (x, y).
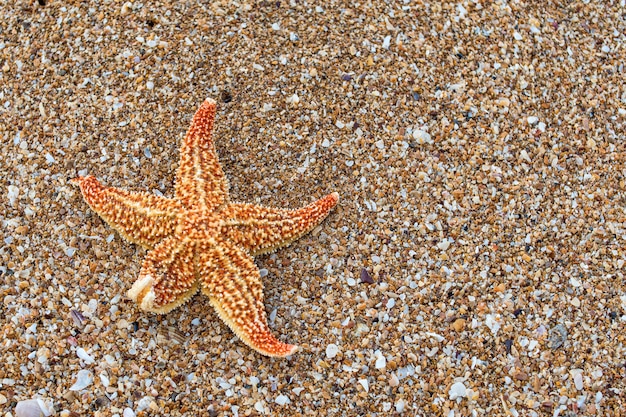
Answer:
top-left (73, 98), bottom-right (339, 357)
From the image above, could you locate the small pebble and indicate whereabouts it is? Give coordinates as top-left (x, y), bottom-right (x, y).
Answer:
top-left (451, 318), bottom-right (466, 332)
top-left (572, 370), bottom-right (584, 390)
top-left (325, 344), bottom-right (339, 359)
top-left (358, 379), bottom-right (369, 392)
top-left (395, 399), bottom-right (405, 413)
top-left (76, 347), bottom-right (94, 364)
top-left (360, 268), bottom-right (374, 284)
top-left (69, 370), bottom-right (93, 391)
top-left (449, 382), bottom-right (467, 400)
top-left (15, 400), bottom-right (48, 417)
top-left (549, 324), bottom-right (568, 350)
top-left (412, 129), bottom-right (432, 144)
top-left (375, 352), bottom-right (387, 369)
top-left (275, 395), bottom-right (290, 405)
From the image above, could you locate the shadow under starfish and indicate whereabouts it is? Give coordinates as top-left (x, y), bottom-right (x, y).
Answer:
top-left (72, 98), bottom-right (339, 357)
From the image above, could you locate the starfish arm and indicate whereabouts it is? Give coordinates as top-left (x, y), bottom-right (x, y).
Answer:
top-left (221, 192), bottom-right (339, 256)
top-left (199, 239), bottom-right (298, 357)
top-left (127, 236), bottom-right (199, 313)
top-left (72, 175), bottom-right (181, 249)
top-left (175, 98), bottom-right (229, 211)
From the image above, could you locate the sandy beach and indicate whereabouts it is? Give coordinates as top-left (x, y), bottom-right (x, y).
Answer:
top-left (1, 1), bottom-right (625, 415)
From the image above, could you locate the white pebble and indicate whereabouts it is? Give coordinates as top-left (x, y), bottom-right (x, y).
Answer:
top-left (254, 401), bottom-right (264, 412)
top-left (271, 23), bottom-right (280, 31)
top-left (574, 372), bottom-right (584, 390)
top-left (275, 394), bottom-right (290, 405)
top-left (382, 35), bottom-right (391, 49)
top-left (146, 81), bottom-right (154, 90)
top-left (325, 343), bottom-right (339, 359)
top-left (69, 370), bottom-right (93, 391)
top-left (76, 347), bottom-right (94, 364)
top-left (7, 185), bottom-right (19, 206)
top-left (449, 381), bottom-right (467, 400)
top-left (395, 398), bottom-right (406, 413)
top-left (527, 116), bottom-right (538, 125)
top-left (412, 129), bottom-right (432, 144)
top-left (137, 397), bottom-right (153, 412)
top-left (99, 373), bottom-right (110, 387)
top-left (485, 314), bottom-right (501, 335)
top-left (123, 408), bottom-right (136, 417)
top-left (15, 400), bottom-right (48, 417)
top-left (389, 373), bottom-right (400, 387)
top-left (375, 352), bottom-right (387, 369)
top-left (358, 378), bottom-right (369, 392)
top-left (520, 149), bottom-right (532, 163)
top-left (437, 239), bottom-right (451, 251)
top-left (457, 4), bottom-right (467, 18)
top-left (120, 2), bottom-right (132, 15)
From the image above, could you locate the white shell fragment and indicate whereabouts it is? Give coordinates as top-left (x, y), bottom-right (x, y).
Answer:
top-left (412, 129), bottom-right (433, 144)
top-left (275, 394), bottom-right (290, 405)
top-left (449, 382), bottom-right (467, 400)
top-left (325, 344), bottom-right (339, 359)
top-left (76, 347), bottom-right (94, 364)
top-left (375, 351), bottom-right (387, 369)
top-left (15, 399), bottom-right (50, 417)
top-left (69, 370), bottom-right (93, 391)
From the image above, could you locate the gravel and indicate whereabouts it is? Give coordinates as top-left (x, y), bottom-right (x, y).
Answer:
top-left (1, 0), bottom-right (625, 415)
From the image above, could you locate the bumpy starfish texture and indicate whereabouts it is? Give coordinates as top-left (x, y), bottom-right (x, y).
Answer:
top-left (73, 98), bottom-right (339, 357)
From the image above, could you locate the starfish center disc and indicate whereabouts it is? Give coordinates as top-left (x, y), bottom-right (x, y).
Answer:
top-left (176, 209), bottom-right (221, 241)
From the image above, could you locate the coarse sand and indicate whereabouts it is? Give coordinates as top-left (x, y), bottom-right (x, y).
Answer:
top-left (1, 1), bottom-right (625, 416)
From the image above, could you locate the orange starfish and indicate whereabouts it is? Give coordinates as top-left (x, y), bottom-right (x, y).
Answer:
top-left (72, 98), bottom-right (339, 357)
